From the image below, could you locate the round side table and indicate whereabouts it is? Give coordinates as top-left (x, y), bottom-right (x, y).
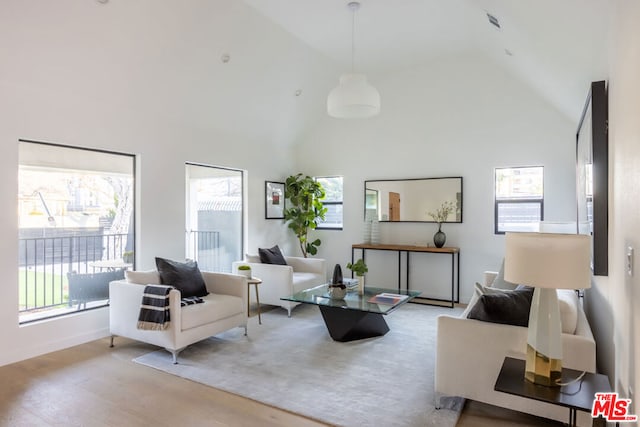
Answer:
top-left (247, 277), bottom-right (262, 324)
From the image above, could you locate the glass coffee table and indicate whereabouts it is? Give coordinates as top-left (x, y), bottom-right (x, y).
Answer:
top-left (281, 284), bottom-right (420, 342)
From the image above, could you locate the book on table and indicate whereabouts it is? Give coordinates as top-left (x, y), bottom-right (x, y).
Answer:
top-left (343, 278), bottom-right (359, 289)
top-left (368, 293), bottom-right (409, 305)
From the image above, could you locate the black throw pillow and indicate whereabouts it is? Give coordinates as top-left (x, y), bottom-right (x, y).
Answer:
top-left (258, 245), bottom-right (287, 265)
top-left (155, 257), bottom-right (208, 298)
top-left (467, 286), bottom-right (534, 327)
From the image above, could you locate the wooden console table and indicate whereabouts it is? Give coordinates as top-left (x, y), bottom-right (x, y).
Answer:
top-left (351, 243), bottom-right (460, 308)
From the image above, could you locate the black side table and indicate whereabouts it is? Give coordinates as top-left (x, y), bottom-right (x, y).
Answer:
top-left (494, 357), bottom-right (613, 427)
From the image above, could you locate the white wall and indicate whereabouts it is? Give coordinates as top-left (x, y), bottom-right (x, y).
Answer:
top-left (295, 53), bottom-right (578, 303)
top-left (0, 0), bottom-right (333, 367)
top-left (0, 0), bottom-right (624, 380)
top-left (585, 0), bottom-right (640, 408)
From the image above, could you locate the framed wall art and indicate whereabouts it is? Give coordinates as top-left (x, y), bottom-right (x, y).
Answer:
top-left (265, 181), bottom-right (285, 219)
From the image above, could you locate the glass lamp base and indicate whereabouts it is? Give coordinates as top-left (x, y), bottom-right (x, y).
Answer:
top-left (525, 344), bottom-right (562, 386)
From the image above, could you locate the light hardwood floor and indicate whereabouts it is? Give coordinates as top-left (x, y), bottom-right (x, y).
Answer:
top-left (0, 335), bottom-right (562, 427)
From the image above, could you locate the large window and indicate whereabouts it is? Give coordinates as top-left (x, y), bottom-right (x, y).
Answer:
top-left (494, 166), bottom-right (543, 234)
top-left (18, 140), bottom-right (135, 323)
top-left (315, 176), bottom-right (343, 230)
top-left (185, 163), bottom-right (243, 273)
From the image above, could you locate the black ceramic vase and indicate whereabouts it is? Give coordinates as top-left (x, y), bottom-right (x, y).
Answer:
top-left (332, 264), bottom-right (343, 285)
top-left (433, 224), bottom-right (446, 248)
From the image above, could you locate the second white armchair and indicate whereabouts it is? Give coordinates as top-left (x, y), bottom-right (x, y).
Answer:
top-left (233, 255), bottom-right (326, 316)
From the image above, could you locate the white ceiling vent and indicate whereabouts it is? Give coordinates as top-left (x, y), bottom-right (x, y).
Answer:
top-left (487, 12), bottom-right (501, 29)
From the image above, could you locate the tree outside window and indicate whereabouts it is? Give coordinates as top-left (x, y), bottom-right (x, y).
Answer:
top-left (315, 176), bottom-right (343, 230)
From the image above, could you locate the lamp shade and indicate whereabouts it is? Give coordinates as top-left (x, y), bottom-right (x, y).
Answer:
top-left (504, 232), bottom-right (591, 290)
top-left (327, 73), bottom-right (380, 118)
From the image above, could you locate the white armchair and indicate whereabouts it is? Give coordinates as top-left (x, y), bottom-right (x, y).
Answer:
top-left (435, 271), bottom-right (596, 426)
top-left (109, 270), bottom-right (247, 363)
top-left (232, 255), bottom-right (326, 316)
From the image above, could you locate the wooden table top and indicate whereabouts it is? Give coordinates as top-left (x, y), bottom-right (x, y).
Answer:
top-left (352, 243), bottom-right (459, 253)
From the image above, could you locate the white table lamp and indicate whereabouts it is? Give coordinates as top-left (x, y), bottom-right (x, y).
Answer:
top-left (504, 232), bottom-right (591, 386)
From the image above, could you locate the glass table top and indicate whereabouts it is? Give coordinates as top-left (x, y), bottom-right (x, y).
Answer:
top-left (281, 284), bottom-right (421, 315)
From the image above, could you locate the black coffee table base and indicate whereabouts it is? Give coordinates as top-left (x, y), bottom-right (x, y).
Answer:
top-left (319, 305), bottom-right (390, 342)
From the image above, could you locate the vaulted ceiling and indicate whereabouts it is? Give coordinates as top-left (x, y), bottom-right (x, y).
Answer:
top-left (0, 0), bottom-right (610, 148)
top-left (244, 0), bottom-right (610, 123)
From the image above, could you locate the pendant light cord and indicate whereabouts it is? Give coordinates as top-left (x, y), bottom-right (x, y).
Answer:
top-left (348, 2), bottom-right (360, 73)
top-left (351, 4), bottom-right (356, 73)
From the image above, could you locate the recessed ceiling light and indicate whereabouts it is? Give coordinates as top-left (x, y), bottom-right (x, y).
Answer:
top-left (505, 49), bottom-right (514, 57)
top-left (295, 89), bottom-right (302, 97)
top-left (221, 53), bottom-right (230, 63)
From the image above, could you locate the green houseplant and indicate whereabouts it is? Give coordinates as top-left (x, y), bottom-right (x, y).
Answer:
top-left (284, 173), bottom-right (327, 257)
top-left (346, 259), bottom-right (368, 276)
top-left (346, 259), bottom-right (368, 295)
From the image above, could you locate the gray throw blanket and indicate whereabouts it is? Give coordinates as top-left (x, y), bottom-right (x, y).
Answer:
top-left (137, 284), bottom-right (173, 330)
top-left (137, 285), bottom-right (205, 330)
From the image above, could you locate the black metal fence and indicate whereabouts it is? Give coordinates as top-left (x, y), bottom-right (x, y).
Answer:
top-left (18, 230), bottom-right (129, 312)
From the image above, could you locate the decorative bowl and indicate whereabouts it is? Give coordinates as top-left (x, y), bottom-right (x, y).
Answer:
top-left (327, 285), bottom-right (347, 300)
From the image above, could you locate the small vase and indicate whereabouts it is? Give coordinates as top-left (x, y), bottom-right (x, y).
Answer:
top-left (331, 264), bottom-right (343, 285)
top-left (357, 275), bottom-right (365, 295)
top-left (433, 223), bottom-right (446, 248)
top-left (363, 220), bottom-right (372, 244)
top-left (371, 218), bottom-right (380, 245)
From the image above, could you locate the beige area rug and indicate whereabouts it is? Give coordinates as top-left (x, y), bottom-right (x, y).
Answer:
top-left (134, 302), bottom-right (464, 427)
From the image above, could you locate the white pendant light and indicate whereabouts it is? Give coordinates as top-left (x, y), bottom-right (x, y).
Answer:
top-left (327, 2), bottom-right (380, 119)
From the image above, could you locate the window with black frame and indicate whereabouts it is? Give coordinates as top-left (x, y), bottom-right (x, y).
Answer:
top-left (494, 166), bottom-right (544, 234)
top-left (315, 176), bottom-right (343, 230)
top-left (18, 140), bottom-right (135, 323)
top-left (185, 163), bottom-right (244, 273)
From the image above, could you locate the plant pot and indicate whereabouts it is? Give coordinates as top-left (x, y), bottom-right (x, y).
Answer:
top-left (237, 268), bottom-right (252, 278)
top-left (357, 275), bottom-right (365, 295)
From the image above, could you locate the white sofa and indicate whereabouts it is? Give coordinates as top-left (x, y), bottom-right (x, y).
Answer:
top-left (109, 270), bottom-right (247, 363)
top-left (435, 271), bottom-right (596, 426)
top-left (232, 255), bottom-right (326, 316)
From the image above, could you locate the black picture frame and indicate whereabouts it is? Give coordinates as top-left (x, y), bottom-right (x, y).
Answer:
top-left (265, 181), bottom-right (285, 219)
top-left (576, 80), bottom-right (608, 276)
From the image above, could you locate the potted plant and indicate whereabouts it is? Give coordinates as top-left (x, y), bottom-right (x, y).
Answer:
top-left (346, 259), bottom-right (368, 295)
top-left (236, 264), bottom-right (252, 278)
top-left (284, 173), bottom-right (327, 258)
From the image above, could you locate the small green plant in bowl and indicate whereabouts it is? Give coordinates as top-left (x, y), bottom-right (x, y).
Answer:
top-left (237, 264), bottom-right (252, 278)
